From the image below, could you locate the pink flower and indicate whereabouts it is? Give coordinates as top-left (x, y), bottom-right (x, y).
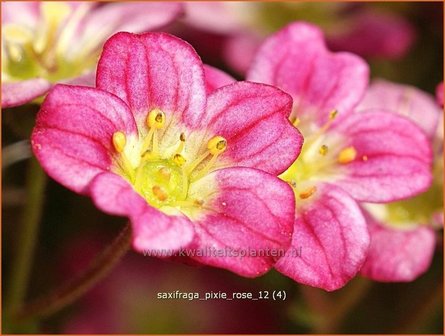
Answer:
top-left (245, 22), bottom-right (433, 290)
top-left (31, 32), bottom-right (304, 277)
top-left (327, 9), bottom-right (416, 59)
top-left (356, 80), bottom-right (442, 281)
top-left (181, 3), bottom-right (416, 75)
top-left (2, 1), bottom-right (183, 108)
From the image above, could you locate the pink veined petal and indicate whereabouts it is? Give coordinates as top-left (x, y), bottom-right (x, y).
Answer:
top-left (2, 78), bottom-right (51, 108)
top-left (97, 32), bottom-right (206, 128)
top-left (187, 167), bottom-right (295, 277)
top-left (31, 85), bottom-right (137, 194)
top-left (203, 64), bottom-right (235, 94)
top-left (331, 111), bottom-right (433, 202)
top-left (205, 82), bottom-right (303, 175)
top-left (1, 1), bottom-right (40, 27)
top-left (247, 22), bottom-right (369, 125)
top-left (89, 172), bottom-right (194, 253)
top-left (328, 10), bottom-right (415, 59)
top-left (436, 82), bottom-right (444, 107)
top-left (356, 79), bottom-right (440, 138)
top-left (275, 183), bottom-right (370, 291)
top-left (360, 209), bottom-right (436, 282)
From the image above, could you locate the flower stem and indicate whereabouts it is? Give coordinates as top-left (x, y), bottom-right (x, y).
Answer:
top-left (7, 157), bottom-right (46, 311)
top-left (14, 222), bottom-right (132, 321)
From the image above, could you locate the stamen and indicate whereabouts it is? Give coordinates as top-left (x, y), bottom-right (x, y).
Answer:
top-left (293, 117), bottom-right (301, 126)
top-left (173, 154), bottom-right (186, 166)
top-left (112, 131), bottom-right (126, 153)
top-left (152, 185), bottom-right (168, 201)
top-left (299, 186), bottom-right (317, 199)
top-left (319, 145), bottom-right (328, 156)
top-left (176, 133), bottom-right (186, 153)
top-left (329, 109), bottom-right (338, 120)
top-left (112, 131), bottom-right (134, 180)
top-left (147, 109), bottom-right (166, 129)
top-left (337, 146), bottom-right (357, 164)
top-left (207, 136), bottom-right (227, 155)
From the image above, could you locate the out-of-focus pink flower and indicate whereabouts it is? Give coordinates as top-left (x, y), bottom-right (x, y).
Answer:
top-left (327, 10), bottom-right (416, 59)
top-left (182, 3), bottom-right (416, 75)
top-left (31, 32), bottom-right (304, 277)
top-left (244, 22), bottom-right (432, 290)
top-left (1, 1), bottom-right (183, 107)
top-left (356, 80), bottom-right (442, 282)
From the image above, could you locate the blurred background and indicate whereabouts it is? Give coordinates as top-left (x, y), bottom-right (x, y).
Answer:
top-left (2, 1), bottom-right (443, 333)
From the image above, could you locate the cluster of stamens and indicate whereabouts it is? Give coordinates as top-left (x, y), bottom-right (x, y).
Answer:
top-left (111, 109), bottom-right (228, 209)
top-left (283, 109), bottom-right (367, 202)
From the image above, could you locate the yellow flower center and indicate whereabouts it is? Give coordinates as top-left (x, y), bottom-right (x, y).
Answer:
top-left (111, 109), bottom-right (228, 215)
top-left (281, 110), bottom-right (364, 204)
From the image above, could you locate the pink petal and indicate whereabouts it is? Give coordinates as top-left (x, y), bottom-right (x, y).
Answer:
top-left (205, 82), bottom-right (303, 175)
top-left (97, 32), bottom-right (206, 128)
top-left (247, 22), bottom-right (369, 125)
top-left (224, 32), bottom-right (261, 75)
top-left (436, 82), bottom-right (444, 107)
top-left (203, 64), bottom-right (235, 94)
top-left (31, 85), bottom-right (137, 194)
top-left (188, 167), bottom-right (295, 277)
top-left (184, 2), bottom-right (243, 34)
top-left (357, 79), bottom-right (440, 138)
top-left (275, 183), bottom-right (369, 291)
top-left (78, 2), bottom-right (183, 52)
top-left (89, 172), bottom-right (194, 252)
top-left (64, 72), bottom-right (96, 87)
top-left (1, 2), bottom-right (40, 27)
top-left (87, 2), bottom-right (182, 31)
top-left (361, 209), bottom-right (436, 282)
top-left (328, 10), bottom-right (415, 59)
top-left (2, 79), bottom-right (51, 108)
top-left (332, 111), bottom-right (433, 202)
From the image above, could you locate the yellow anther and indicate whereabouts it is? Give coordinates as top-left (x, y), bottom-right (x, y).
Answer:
top-left (337, 146), bottom-right (357, 164)
top-left (299, 186), bottom-right (317, 199)
top-left (194, 199), bottom-right (204, 206)
top-left (207, 136), bottom-right (227, 155)
top-left (293, 117), bottom-right (301, 126)
top-left (152, 185), bottom-right (168, 201)
top-left (329, 109), bottom-right (338, 120)
top-left (173, 154), bottom-right (186, 166)
top-left (112, 131), bottom-right (126, 153)
top-left (3, 25), bottom-right (33, 44)
top-left (362, 155), bottom-right (368, 161)
top-left (147, 109), bottom-right (166, 129)
top-left (158, 167), bottom-right (171, 181)
top-left (319, 144), bottom-right (328, 156)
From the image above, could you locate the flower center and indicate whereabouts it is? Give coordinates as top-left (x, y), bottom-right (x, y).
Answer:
top-left (111, 109), bottom-right (228, 212)
top-left (2, 3), bottom-right (89, 81)
top-left (281, 110), bottom-right (361, 203)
